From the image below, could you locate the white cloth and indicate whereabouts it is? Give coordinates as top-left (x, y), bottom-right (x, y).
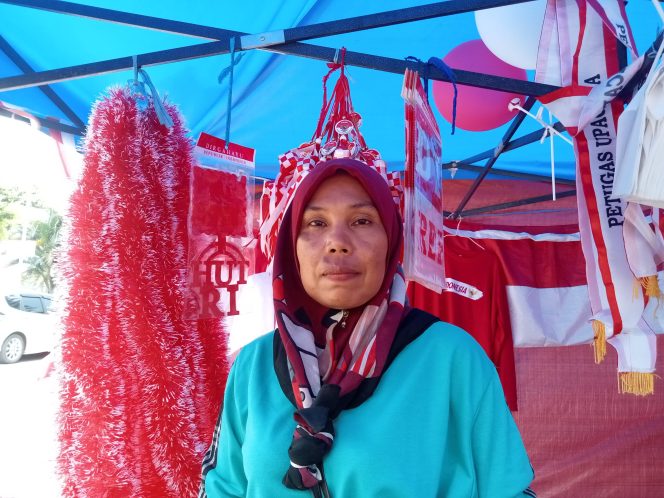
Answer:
top-left (623, 204), bottom-right (664, 278)
top-left (615, 44), bottom-right (664, 208)
top-left (608, 322), bottom-right (658, 372)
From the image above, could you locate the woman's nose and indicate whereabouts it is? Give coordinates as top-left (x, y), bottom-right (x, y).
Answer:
top-left (326, 226), bottom-right (351, 254)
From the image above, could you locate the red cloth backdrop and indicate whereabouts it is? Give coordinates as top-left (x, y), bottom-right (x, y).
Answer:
top-left (513, 335), bottom-right (664, 497)
top-left (412, 179), bottom-right (664, 495)
top-left (407, 234), bottom-right (518, 411)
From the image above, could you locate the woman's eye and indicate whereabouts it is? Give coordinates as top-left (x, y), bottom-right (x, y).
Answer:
top-left (307, 219), bottom-right (325, 227)
top-left (353, 218), bottom-right (372, 226)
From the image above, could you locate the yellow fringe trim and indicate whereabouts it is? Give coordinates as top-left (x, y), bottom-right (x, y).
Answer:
top-left (592, 320), bottom-right (607, 364)
top-left (633, 279), bottom-right (641, 300)
top-left (618, 372), bottom-right (655, 396)
top-left (639, 275), bottom-right (662, 299)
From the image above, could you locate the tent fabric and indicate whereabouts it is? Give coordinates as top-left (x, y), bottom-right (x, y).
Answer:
top-left (2, 2), bottom-right (664, 497)
top-left (513, 335), bottom-right (664, 497)
top-left (1, 1), bottom-right (659, 180)
top-left (442, 178), bottom-right (579, 227)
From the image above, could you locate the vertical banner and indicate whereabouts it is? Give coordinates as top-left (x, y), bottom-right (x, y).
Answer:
top-left (537, 0), bottom-right (657, 394)
top-left (402, 69), bottom-right (445, 292)
top-left (187, 132), bottom-right (254, 319)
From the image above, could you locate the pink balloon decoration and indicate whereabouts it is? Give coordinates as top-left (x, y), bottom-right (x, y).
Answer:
top-left (432, 39), bottom-right (527, 132)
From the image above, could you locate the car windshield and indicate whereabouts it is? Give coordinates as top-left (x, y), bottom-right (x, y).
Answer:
top-left (43, 297), bottom-right (54, 312)
top-left (21, 296), bottom-right (44, 313)
top-left (4, 294), bottom-right (53, 313)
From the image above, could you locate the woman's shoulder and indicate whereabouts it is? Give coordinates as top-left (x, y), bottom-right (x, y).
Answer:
top-left (411, 311), bottom-right (482, 349)
top-left (232, 329), bottom-right (277, 369)
top-left (407, 310), bottom-right (496, 376)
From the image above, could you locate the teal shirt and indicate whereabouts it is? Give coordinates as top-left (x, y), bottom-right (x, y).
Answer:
top-left (204, 321), bottom-right (534, 497)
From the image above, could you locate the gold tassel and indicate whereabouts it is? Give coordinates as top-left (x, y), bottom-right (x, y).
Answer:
top-left (618, 372), bottom-right (655, 396)
top-left (633, 279), bottom-right (641, 300)
top-left (592, 320), bottom-right (606, 364)
top-left (639, 275), bottom-right (662, 299)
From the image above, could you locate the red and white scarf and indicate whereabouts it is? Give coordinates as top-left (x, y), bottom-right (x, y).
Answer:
top-left (272, 159), bottom-right (407, 492)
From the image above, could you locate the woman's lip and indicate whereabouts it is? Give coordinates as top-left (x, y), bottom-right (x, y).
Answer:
top-left (323, 272), bottom-right (360, 281)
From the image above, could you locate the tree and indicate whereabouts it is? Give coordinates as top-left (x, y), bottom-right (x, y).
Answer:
top-left (0, 186), bottom-right (21, 240)
top-left (22, 209), bottom-right (62, 293)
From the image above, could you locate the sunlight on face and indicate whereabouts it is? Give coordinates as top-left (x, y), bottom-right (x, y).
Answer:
top-left (296, 173), bottom-right (388, 310)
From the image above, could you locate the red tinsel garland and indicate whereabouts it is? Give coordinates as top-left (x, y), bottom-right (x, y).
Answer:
top-left (57, 87), bottom-right (229, 497)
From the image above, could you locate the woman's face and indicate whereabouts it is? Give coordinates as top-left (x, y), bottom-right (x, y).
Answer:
top-left (296, 173), bottom-right (389, 310)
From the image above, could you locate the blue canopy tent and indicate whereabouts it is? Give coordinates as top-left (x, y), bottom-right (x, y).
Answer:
top-left (1, 0), bottom-right (659, 218)
top-left (2, 3), bottom-right (664, 497)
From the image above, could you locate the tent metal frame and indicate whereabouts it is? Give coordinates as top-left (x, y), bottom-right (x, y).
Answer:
top-left (0, 0), bottom-right (656, 217)
top-left (444, 122), bottom-right (567, 169)
top-left (0, 34), bottom-right (85, 130)
top-left (0, 105), bottom-right (82, 134)
top-left (0, 0), bottom-right (557, 96)
top-left (443, 189), bottom-right (576, 218)
top-left (442, 162), bottom-right (575, 185)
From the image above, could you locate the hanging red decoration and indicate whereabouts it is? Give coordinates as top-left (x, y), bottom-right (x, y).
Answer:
top-left (190, 166), bottom-right (248, 236)
top-left (57, 87), bottom-right (229, 497)
top-left (259, 49), bottom-right (402, 261)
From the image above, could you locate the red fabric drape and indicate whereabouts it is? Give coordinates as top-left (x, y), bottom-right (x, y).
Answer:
top-left (514, 335), bottom-right (664, 497)
top-left (407, 235), bottom-right (518, 410)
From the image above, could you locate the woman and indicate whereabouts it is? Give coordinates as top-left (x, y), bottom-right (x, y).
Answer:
top-left (201, 158), bottom-right (535, 497)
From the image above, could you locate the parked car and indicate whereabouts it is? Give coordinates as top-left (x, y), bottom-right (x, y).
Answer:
top-left (0, 292), bottom-right (56, 364)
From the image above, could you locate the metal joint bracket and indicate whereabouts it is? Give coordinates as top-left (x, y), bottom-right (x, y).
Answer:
top-left (240, 30), bottom-right (286, 50)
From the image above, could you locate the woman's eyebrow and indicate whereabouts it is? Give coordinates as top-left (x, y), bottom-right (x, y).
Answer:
top-left (303, 201), bottom-right (376, 212)
top-left (350, 202), bottom-right (377, 210)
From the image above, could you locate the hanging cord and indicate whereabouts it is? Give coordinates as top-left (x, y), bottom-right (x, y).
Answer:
top-left (218, 47), bottom-right (246, 84)
top-left (313, 47), bottom-right (347, 142)
top-left (427, 56), bottom-right (458, 134)
top-left (128, 55), bottom-right (174, 128)
top-left (547, 108), bottom-right (556, 201)
top-left (129, 55), bottom-right (147, 112)
top-left (219, 37), bottom-right (241, 150)
top-left (139, 69), bottom-right (174, 128)
top-left (443, 216), bottom-right (486, 251)
top-left (133, 55), bottom-right (139, 86)
top-left (404, 56), bottom-right (431, 99)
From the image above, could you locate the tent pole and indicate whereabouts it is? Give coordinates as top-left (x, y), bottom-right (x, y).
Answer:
top-left (453, 122), bottom-right (567, 165)
top-left (0, 35), bottom-right (85, 129)
top-left (0, 107), bottom-right (83, 134)
top-left (450, 96), bottom-right (536, 218)
top-left (265, 0), bottom-right (538, 48)
top-left (0, 0), bottom-right (557, 95)
top-left (0, 0), bottom-right (537, 44)
top-left (0, 40), bottom-right (557, 95)
top-left (443, 162), bottom-right (575, 185)
top-left (0, 40), bottom-right (227, 91)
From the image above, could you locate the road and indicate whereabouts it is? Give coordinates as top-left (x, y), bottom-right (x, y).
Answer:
top-left (0, 353), bottom-right (59, 498)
